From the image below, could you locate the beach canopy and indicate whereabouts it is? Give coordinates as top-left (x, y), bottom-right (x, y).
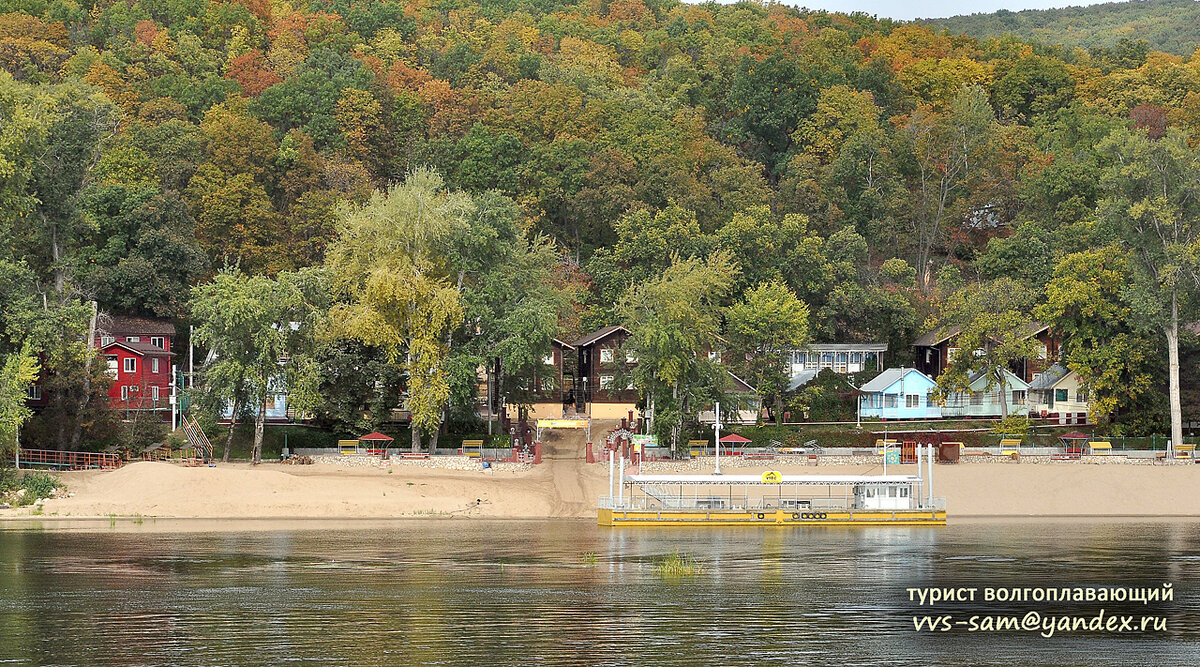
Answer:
top-left (720, 434), bottom-right (752, 443)
top-left (358, 432), bottom-right (394, 442)
top-left (1059, 431), bottom-right (1089, 440)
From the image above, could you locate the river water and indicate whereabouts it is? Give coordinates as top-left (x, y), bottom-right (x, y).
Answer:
top-left (1, 519), bottom-right (1198, 666)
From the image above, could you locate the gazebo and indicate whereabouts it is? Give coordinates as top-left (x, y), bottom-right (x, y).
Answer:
top-left (720, 433), bottom-right (752, 455)
top-left (359, 431), bottom-right (395, 455)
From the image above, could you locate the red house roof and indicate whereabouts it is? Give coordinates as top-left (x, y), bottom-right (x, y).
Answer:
top-left (720, 434), bottom-right (752, 443)
top-left (101, 341), bottom-right (175, 356)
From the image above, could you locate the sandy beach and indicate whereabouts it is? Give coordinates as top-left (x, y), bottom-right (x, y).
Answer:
top-left (8, 454), bottom-right (1200, 520)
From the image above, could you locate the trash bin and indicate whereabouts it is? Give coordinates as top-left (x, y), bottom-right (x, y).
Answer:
top-left (938, 443), bottom-right (960, 464)
top-left (481, 461), bottom-right (491, 469)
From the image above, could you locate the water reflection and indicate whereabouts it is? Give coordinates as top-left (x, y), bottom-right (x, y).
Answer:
top-left (0, 519), bottom-right (1198, 665)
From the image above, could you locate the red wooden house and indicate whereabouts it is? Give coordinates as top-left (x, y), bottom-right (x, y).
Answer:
top-left (95, 316), bottom-right (176, 416)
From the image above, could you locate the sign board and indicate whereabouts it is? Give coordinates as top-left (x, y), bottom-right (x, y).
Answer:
top-left (536, 419), bottom-right (590, 429)
top-left (631, 434), bottom-right (657, 447)
top-left (761, 471), bottom-right (783, 484)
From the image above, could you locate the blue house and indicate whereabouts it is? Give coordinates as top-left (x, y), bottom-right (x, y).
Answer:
top-left (857, 368), bottom-right (941, 420)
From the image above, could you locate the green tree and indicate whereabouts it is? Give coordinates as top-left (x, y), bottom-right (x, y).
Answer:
top-left (726, 280), bottom-right (810, 425)
top-left (1096, 127), bottom-right (1200, 449)
top-left (935, 278), bottom-right (1040, 419)
top-left (191, 268), bottom-right (323, 463)
top-left (0, 343), bottom-right (38, 460)
top-left (619, 252), bottom-right (738, 450)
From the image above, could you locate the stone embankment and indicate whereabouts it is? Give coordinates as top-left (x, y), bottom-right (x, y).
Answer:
top-left (312, 454), bottom-right (530, 473)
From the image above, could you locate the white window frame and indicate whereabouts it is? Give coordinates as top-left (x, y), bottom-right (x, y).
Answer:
top-left (625, 350), bottom-right (638, 363)
top-left (152, 386), bottom-right (160, 401)
top-left (151, 336), bottom-right (165, 349)
top-left (120, 385), bottom-right (130, 401)
top-left (884, 394), bottom-right (898, 409)
top-left (542, 353), bottom-right (555, 365)
top-left (27, 384), bottom-right (41, 401)
top-left (107, 356), bottom-right (119, 377)
top-left (599, 375), bottom-right (614, 389)
top-left (1012, 390), bottom-right (1027, 405)
top-left (127, 336), bottom-right (140, 343)
top-left (100, 335), bottom-right (115, 347)
top-left (905, 394), bottom-right (919, 409)
top-left (152, 358), bottom-right (160, 374)
top-left (541, 378), bottom-right (554, 392)
top-left (599, 348), bottom-right (613, 363)
top-left (123, 357), bottom-right (136, 374)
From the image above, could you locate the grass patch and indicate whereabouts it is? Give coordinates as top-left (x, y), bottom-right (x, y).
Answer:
top-left (653, 551), bottom-right (704, 578)
top-left (0, 470), bottom-right (62, 507)
top-left (581, 551), bottom-right (597, 566)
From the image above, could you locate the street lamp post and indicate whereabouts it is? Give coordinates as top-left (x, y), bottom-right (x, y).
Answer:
top-left (714, 401), bottom-right (722, 475)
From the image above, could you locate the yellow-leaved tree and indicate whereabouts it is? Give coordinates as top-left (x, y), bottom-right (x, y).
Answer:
top-left (325, 168), bottom-right (468, 452)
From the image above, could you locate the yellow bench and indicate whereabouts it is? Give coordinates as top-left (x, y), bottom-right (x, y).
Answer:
top-left (1174, 444), bottom-right (1195, 459)
top-left (338, 439), bottom-right (360, 455)
top-left (999, 438), bottom-right (1021, 456)
top-left (1088, 441), bottom-right (1112, 455)
top-left (874, 439), bottom-right (899, 455)
top-left (461, 439), bottom-right (483, 458)
top-left (688, 440), bottom-right (709, 456)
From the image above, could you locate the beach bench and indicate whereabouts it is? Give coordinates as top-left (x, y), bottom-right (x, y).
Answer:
top-left (1052, 447), bottom-right (1083, 461)
top-left (460, 439), bottom-right (483, 458)
top-left (1174, 444), bottom-right (1195, 459)
top-left (1087, 441), bottom-right (1112, 456)
top-left (999, 438), bottom-right (1021, 456)
top-left (400, 451), bottom-right (430, 460)
top-left (688, 440), bottom-right (709, 457)
top-left (338, 439), bottom-right (360, 455)
top-left (874, 439), bottom-right (899, 455)
top-left (745, 452), bottom-right (775, 460)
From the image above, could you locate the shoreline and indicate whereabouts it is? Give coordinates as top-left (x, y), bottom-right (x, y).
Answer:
top-left (4, 455), bottom-right (1200, 523)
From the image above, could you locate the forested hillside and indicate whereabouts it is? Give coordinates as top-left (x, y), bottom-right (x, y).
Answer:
top-left (931, 0), bottom-right (1200, 55)
top-left (2, 0), bottom-right (1200, 450)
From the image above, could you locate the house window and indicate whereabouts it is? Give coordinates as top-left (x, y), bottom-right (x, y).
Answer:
top-left (600, 349), bottom-right (613, 363)
top-left (626, 351), bottom-right (638, 363)
top-left (100, 335), bottom-right (114, 347)
top-left (805, 354), bottom-right (818, 370)
top-left (543, 354), bottom-right (555, 365)
top-left (1012, 390), bottom-right (1027, 405)
top-left (627, 377), bottom-right (636, 390)
top-left (884, 395), bottom-right (898, 409)
top-left (600, 375), bottom-right (614, 389)
top-left (905, 394), bottom-right (919, 409)
top-left (835, 353), bottom-right (848, 373)
top-left (900, 487), bottom-right (909, 497)
top-left (27, 384), bottom-right (41, 401)
top-left (850, 352), bottom-right (863, 365)
top-left (708, 350), bottom-right (721, 363)
top-left (120, 386), bottom-right (130, 401)
top-left (123, 357), bottom-right (136, 374)
top-left (927, 390), bottom-right (937, 407)
top-left (152, 358), bottom-right (160, 374)
top-left (542, 378), bottom-right (554, 392)
top-left (151, 336), bottom-right (165, 349)
top-left (1076, 386), bottom-right (1088, 403)
top-left (127, 336), bottom-right (140, 343)
top-left (820, 353), bottom-right (833, 369)
top-left (152, 386), bottom-right (160, 401)
top-left (947, 347), bottom-right (960, 361)
top-left (107, 356), bottom-right (118, 377)
top-left (1055, 388), bottom-right (1068, 402)
top-left (1038, 344), bottom-right (1048, 360)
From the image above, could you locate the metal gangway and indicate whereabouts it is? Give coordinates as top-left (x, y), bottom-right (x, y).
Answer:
top-left (179, 414), bottom-right (214, 464)
top-left (11, 449), bottom-right (122, 471)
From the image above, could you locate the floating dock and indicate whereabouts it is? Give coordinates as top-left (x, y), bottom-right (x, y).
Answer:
top-left (599, 445), bottom-right (947, 527)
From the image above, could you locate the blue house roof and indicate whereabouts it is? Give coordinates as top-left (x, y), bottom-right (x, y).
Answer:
top-left (859, 368), bottom-right (934, 393)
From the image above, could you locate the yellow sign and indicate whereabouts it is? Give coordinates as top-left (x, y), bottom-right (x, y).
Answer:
top-left (536, 419), bottom-right (589, 428)
top-left (761, 471), bottom-right (783, 484)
